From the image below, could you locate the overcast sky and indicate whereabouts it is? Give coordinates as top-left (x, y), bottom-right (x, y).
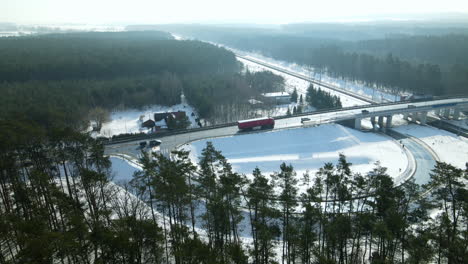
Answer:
top-left (2, 0), bottom-right (468, 24)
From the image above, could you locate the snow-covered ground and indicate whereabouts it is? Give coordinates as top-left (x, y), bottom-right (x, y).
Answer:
top-left (110, 156), bottom-right (141, 182)
top-left (239, 57), bottom-right (367, 108)
top-left (94, 100), bottom-right (200, 138)
top-left (174, 33), bottom-right (380, 108)
top-left (393, 124), bottom-right (468, 169)
top-left (0, 31), bottom-right (30, 37)
top-left (446, 117), bottom-right (468, 130)
top-left (182, 124), bottom-right (408, 192)
top-left (237, 52), bottom-right (399, 103)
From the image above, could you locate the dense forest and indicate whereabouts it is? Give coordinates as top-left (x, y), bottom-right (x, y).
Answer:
top-left (1, 121), bottom-right (466, 263)
top-left (0, 31), bottom-right (285, 129)
top-left (149, 24), bottom-right (468, 96)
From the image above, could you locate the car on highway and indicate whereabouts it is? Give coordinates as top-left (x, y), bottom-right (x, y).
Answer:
top-left (149, 140), bottom-right (162, 147)
top-left (301, 117), bottom-right (311, 123)
top-left (139, 141), bottom-right (147, 148)
top-left (361, 109), bottom-right (369, 114)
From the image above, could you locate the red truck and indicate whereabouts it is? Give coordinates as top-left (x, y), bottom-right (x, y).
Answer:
top-left (237, 117), bottom-right (275, 131)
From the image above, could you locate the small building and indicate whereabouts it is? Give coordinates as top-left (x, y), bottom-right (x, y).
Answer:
top-left (142, 119), bottom-right (156, 129)
top-left (262, 92), bottom-right (291, 104)
top-left (171, 111), bottom-right (186, 119)
top-left (154, 111), bottom-right (186, 122)
top-left (154, 113), bottom-right (169, 122)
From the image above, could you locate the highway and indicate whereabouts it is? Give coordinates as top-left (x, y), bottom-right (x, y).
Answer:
top-left (104, 54), bottom-right (467, 187)
top-left (105, 96), bottom-right (468, 153)
top-left (236, 54), bottom-right (376, 104)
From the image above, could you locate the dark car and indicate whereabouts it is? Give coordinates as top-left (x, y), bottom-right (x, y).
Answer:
top-left (301, 117), bottom-right (311, 123)
top-left (149, 140), bottom-right (162, 147)
top-left (139, 141), bottom-right (147, 148)
top-left (361, 110), bottom-right (369, 114)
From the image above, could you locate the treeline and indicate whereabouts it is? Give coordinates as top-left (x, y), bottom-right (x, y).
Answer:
top-left (182, 71), bottom-right (284, 122)
top-left (0, 31), bottom-right (288, 129)
top-left (0, 32), bottom-right (237, 129)
top-left (1, 74), bottom-right (183, 129)
top-left (0, 120), bottom-right (167, 263)
top-left (349, 35), bottom-right (468, 68)
top-left (154, 25), bottom-right (468, 96)
top-left (0, 31), bottom-right (236, 82)
top-left (306, 84), bottom-right (342, 109)
top-left (1, 124), bottom-right (466, 263)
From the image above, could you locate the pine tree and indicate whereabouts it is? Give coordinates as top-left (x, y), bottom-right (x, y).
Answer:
top-left (291, 88), bottom-right (298, 103)
top-left (425, 162), bottom-right (467, 264)
top-left (296, 105), bottom-right (303, 114)
top-left (247, 167), bottom-right (281, 263)
top-left (276, 163), bottom-right (298, 264)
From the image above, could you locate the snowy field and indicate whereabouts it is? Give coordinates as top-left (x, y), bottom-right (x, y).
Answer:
top-left (238, 52), bottom-right (399, 103)
top-left (94, 100), bottom-right (199, 138)
top-left (178, 34), bottom-right (381, 108)
top-left (393, 124), bottom-right (468, 169)
top-left (182, 124), bottom-right (408, 191)
top-left (238, 57), bottom-right (367, 108)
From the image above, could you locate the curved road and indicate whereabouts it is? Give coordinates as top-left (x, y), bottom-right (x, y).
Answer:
top-left (105, 124), bottom-right (439, 186)
top-left (386, 129), bottom-right (437, 185)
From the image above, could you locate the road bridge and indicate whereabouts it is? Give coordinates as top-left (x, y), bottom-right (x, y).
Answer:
top-left (238, 51), bottom-right (466, 131)
top-left (105, 97), bottom-right (468, 160)
top-left (307, 98), bottom-right (468, 131)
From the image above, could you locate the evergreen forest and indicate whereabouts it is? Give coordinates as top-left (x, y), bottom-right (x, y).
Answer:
top-left (148, 24), bottom-right (468, 96)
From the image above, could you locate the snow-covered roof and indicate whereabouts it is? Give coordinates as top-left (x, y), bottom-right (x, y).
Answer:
top-left (248, 99), bottom-right (263, 105)
top-left (262, 92), bottom-right (290, 98)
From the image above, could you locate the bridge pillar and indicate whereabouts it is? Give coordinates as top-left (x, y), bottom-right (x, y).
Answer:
top-left (386, 115), bottom-right (393, 129)
top-left (378, 116), bottom-right (384, 130)
top-left (444, 108), bottom-right (451, 119)
top-left (354, 118), bottom-right (362, 130)
top-left (371, 116), bottom-right (377, 130)
top-left (419, 111), bottom-right (428, 125)
top-left (453, 108), bottom-right (461, 120)
top-left (403, 113), bottom-right (409, 120)
top-left (411, 112), bottom-right (419, 122)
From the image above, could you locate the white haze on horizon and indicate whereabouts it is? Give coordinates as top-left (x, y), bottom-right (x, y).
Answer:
top-left (1, 0), bottom-right (468, 25)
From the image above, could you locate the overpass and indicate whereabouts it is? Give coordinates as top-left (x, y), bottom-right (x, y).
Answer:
top-left (302, 97), bottom-right (468, 131)
top-left (105, 97), bottom-right (468, 157)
